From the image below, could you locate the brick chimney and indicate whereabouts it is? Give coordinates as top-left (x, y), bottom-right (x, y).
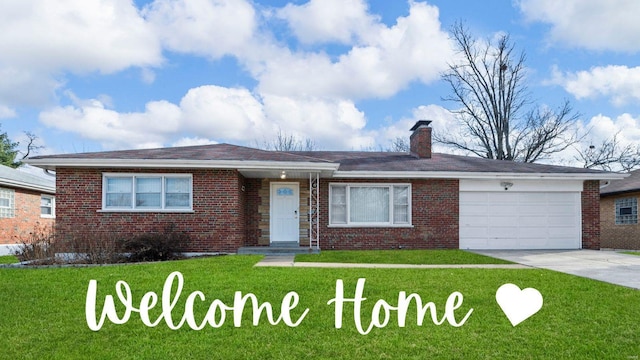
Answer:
top-left (409, 120), bottom-right (432, 158)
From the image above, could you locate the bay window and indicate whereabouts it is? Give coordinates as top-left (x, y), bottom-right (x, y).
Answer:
top-left (329, 183), bottom-right (411, 226)
top-left (102, 174), bottom-right (192, 211)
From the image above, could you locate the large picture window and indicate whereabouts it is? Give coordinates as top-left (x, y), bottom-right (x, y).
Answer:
top-left (329, 183), bottom-right (411, 226)
top-left (102, 174), bottom-right (192, 211)
top-left (615, 197), bottom-right (637, 225)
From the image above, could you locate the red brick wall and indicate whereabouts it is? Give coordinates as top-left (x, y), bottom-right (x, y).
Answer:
top-left (600, 191), bottom-right (640, 250)
top-left (581, 180), bottom-right (601, 249)
top-left (55, 168), bottom-right (246, 252)
top-left (0, 187), bottom-right (55, 244)
top-left (410, 127), bottom-right (432, 159)
top-left (319, 179), bottom-right (459, 249)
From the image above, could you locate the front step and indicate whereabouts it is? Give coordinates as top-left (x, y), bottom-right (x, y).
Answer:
top-left (237, 246), bottom-right (319, 255)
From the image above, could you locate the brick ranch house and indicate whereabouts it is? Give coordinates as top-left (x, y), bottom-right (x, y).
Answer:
top-left (600, 169), bottom-right (640, 250)
top-left (0, 164), bottom-right (55, 254)
top-left (25, 121), bottom-right (624, 253)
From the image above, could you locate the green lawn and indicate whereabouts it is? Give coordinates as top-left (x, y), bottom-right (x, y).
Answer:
top-left (295, 249), bottom-right (513, 264)
top-left (1, 255), bottom-right (639, 359)
top-left (0, 255), bottom-right (18, 264)
top-left (622, 251), bottom-right (640, 256)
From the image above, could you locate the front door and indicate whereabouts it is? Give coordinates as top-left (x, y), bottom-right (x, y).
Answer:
top-left (270, 183), bottom-right (300, 244)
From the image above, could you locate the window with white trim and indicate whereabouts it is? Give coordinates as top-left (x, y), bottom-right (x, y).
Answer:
top-left (329, 183), bottom-right (411, 226)
top-left (40, 195), bottom-right (55, 218)
top-left (0, 187), bottom-right (15, 218)
top-left (102, 174), bottom-right (192, 211)
top-left (615, 197), bottom-right (637, 225)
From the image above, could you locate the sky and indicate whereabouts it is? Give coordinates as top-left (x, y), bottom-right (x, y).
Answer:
top-left (1, 0), bottom-right (640, 167)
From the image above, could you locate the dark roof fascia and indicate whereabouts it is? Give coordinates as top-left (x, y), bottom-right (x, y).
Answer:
top-left (599, 189), bottom-right (640, 198)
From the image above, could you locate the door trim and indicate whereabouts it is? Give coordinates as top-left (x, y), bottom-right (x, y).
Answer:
top-left (269, 182), bottom-right (300, 244)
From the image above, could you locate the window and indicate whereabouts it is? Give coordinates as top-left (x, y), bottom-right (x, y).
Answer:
top-left (615, 197), bottom-right (637, 225)
top-left (40, 195), bottom-right (55, 218)
top-left (0, 187), bottom-right (15, 218)
top-left (102, 174), bottom-right (192, 211)
top-left (329, 183), bottom-right (411, 226)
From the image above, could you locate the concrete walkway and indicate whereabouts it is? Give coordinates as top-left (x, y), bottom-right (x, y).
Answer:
top-left (471, 250), bottom-right (640, 290)
top-left (255, 250), bottom-right (640, 290)
top-left (254, 255), bottom-right (530, 269)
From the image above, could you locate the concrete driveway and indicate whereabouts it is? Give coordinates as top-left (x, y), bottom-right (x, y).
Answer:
top-left (471, 250), bottom-right (640, 290)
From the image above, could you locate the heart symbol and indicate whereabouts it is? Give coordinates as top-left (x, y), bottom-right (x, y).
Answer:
top-left (495, 283), bottom-right (543, 326)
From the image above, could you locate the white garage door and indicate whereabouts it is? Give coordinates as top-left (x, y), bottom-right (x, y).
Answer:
top-left (459, 191), bottom-right (582, 250)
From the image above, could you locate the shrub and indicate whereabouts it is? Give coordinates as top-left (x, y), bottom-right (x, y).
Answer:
top-left (14, 223), bottom-right (189, 264)
top-left (119, 224), bottom-right (188, 262)
top-left (14, 223), bottom-right (56, 263)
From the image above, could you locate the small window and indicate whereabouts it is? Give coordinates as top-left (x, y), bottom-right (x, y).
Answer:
top-left (615, 197), bottom-right (637, 225)
top-left (0, 187), bottom-right (15, 218)
top-left (41, 195), bottom-right (55, 218)
top-left (102, 174), bottom-right (192, 211)
top-left (329, 183), bottom-right (411, 227)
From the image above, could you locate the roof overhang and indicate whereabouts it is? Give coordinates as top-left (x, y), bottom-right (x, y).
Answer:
top-left (332, 171), bottom-right (628, 181)
top-left (24, 158), bottom-right (340, 173)
top-left (0, 178), bottom-right (55, 194)
top-left (25, 158), bottom-right (627, 182)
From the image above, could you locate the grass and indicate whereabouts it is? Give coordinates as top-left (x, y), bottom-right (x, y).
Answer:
top-left (0, 255), bottom-right (18, 264)
top-left (622, 251), bottom-right (640, 256)
top-left (1, 255), bottom-right (639, 359)
top-left (295, 249), bottom-right (513, 264)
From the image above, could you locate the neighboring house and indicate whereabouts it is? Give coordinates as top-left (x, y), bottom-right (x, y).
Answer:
top-left (0, 164), bottom-right (56, 252)
top-left (600, 169), bottom-right (640, 250)
top-left (25, 121), bottom-right (623, 253)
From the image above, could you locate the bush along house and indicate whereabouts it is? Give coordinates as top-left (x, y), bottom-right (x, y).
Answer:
top-left (25, 121), bottom-right (625, 254)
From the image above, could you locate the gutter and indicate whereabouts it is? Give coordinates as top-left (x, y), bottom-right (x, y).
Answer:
top-left (332, 171), bottom-right (629, 181)
top-left (0, 179), bottom-right (55, 194)
top-left (24, 158), bottom-right (341, 172)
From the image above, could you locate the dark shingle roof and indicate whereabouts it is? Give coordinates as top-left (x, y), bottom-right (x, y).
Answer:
top-left (601, 169), bottom-right (640, 196)
top-left (290, 151), bottom-right (608, 174)
top-left (0, 164), bottom-right (55, 192)
top-left (26, 143), bottom-right (614, 176)
top-left (28, 143), bottom-right (331, 163)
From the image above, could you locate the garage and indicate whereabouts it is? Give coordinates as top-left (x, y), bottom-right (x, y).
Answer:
top-left (459, 180), bottom-right (582, 250)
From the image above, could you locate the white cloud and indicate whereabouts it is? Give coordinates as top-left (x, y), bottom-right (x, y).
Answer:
top-left (256, 1), bottom-right (452, 99)
top-left (143, 0), bottom-right (257, 59)
top-left (0, 104), bottom-right (16, 119)
top-left (581, 113), bottom-right (640, 146)
top-left (39, 97), bottom-right (181, 149)
top-left (39, 85), bottom-right (374, 150)
top-left (172, 137), bottom-right (218, 147)
top-left (374, 104), bottom-right (459, 152)
top-left (518, 0), bottom-right (640, 51)
top-left (0, 1), bottom-right (161, 73)
top-left (26, 1), bottom-right (454, 153)
top-left (552, 65), bottom-right (640, 106)
top-left (262, 94), bottom-right (371, 149)
top-left (277, 0), bottom-right (379, 44)
top-left (0, 0), bottom-right (162, 107)
top-left (178, 85), bottom-right (269, 140)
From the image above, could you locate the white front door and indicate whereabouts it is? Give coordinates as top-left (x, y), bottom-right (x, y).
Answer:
top-left (270, 183), bottom-right (300, 243)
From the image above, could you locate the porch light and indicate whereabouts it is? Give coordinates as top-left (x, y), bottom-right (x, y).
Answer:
top-left (280, 171), bottom-right (287, 179)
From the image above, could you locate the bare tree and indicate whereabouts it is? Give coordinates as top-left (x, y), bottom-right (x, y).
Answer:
top-left (387, 137), bottom-right (410, 152)
top-left (258, 130), bottom-right (317, 151)
top-left (19, 131), bottom-right (44, 160)
top-left (575, 133), bottom-right (640, 171)
top-left (436, 23), bottom-right (581, 162)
